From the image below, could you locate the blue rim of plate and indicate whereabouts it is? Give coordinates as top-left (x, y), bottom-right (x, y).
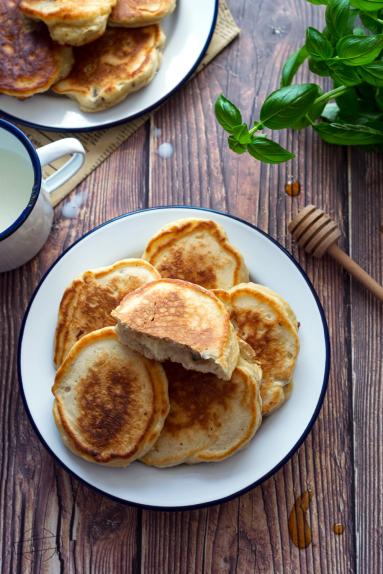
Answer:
top-left (17, 206), bottom-right (331, 511)
top-left (0, 119), bottom-right (42, 241)
top-left (0, 1), bottom-right (219, 133)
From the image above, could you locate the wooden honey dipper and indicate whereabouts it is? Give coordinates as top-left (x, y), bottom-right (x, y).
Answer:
top-left (288, 205), bottom-right (383, 302)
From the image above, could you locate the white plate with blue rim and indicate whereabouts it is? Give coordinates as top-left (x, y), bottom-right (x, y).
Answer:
top-left (0, 0), bottom-right (218, 132)
top-left (18, 206), bottom-right (330, 509)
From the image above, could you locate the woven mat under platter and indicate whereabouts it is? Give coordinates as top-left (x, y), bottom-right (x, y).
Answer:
top-left (22, 1), bottom-right (239, 207)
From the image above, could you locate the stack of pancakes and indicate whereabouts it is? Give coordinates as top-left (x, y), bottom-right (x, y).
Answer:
top-left (52, 218), bottom-right (300, 467)
top-left (0, 0), bottom-right (175, 111)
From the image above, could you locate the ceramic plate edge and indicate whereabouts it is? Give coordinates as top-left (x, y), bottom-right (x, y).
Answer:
top-left (17, 206), bottom-right (331, 510)
top-left (0, 1), bottom-right (219, 132)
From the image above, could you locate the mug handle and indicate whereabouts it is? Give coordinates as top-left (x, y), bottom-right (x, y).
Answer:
top-left (36, 138), bottom-right (86, 195)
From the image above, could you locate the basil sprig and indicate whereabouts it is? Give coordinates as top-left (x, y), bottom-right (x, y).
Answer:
top-left (215, 0), bottom-right (383, 164)
top-left (215, 96), bottom-right (295, 163)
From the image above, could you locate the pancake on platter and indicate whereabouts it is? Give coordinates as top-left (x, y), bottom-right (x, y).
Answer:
top-left (109, 0), bottom-right (176, 27)
top-left (142, 218), bottom-right (249, 289)
top-left (53, 327), bottom-right (169, 466)
top-left (215, 283), bottom-right (300, 415)
top-left (142, 341), bottom-right (263, 467)
top-left (112, 278), bottom-right (239, 381)
top-left (54, 258), bottom-right (160, 367)
top-left (52, 25), bottom-right (165, 112)
top-left (0, 0), bottom-right (73, 98)
top-left (19, 0), bottom-right (117, 46)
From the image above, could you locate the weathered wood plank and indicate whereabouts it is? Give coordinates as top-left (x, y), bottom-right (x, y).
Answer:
top-left (2, 0), bottom-right (382, 572)
top-left (0, 127), bottom-right (149, 574)
top-left (348, 148), bottom-right (383, 574)
top-left (144, 1), bottom-right (356, 572)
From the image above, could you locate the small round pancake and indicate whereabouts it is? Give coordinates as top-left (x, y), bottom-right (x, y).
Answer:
top-left (52, 26), bottom-right (165, 112)
top-left (140, 363), bottom-right (217, 467)
top-left (19, 0), bottom-right (117, 46)
top-left (52, 327), bottom-right (169, 466)
top-left (54, 258), bottom-right (161, 367)
top-left (142, 218), bottom-right (249, 290)
top-left (215, 283), bottom-right (300, 416)
top-left (0, 0), bottom-right (73, 97)
top-left (112, 278), bottom-right (240, 381)
top-left (142, 342), bottom-right (262, 467)
top-left (251, 284), bottom-right (299, 330)
top-left (109, 0), bottom-right (176, 27)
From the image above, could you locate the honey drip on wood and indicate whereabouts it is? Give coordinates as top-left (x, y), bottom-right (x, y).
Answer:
top-left (288, 490), bottom-right (313, 549)
top-left (333, 523), bottom-right (345, 535)
top-left (285, 178), bottom-right (301, 197)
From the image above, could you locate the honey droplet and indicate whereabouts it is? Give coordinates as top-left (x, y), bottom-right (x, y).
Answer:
top-left (288, 490), bottom-right (313, 549)
top-left (285, 178), bottom-right (301, 197)
top-left (333, 523), bottom-right (345, 536)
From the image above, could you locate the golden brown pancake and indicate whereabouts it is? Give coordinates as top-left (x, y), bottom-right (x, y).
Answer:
top-left (141, 363), bottom-right (222, 466)
top-left (52, 26), bottom-right (165, 112)
top-left (109, 0), bottom-right (176, 27)
top-left (54, 258), bottom-right (161, 367)
top-left (143, 218), bottom-right (249, 290)
top-left (142, 342), bottom-right (262, 467)
top-left (52, 327), bottom-right (169, 466)
top-left (0, 0), bottom-right (73, 98)
top-left (112, 278), bottom-right (240, 381)
top-left (215, 283), bottom-right (300, 415)
top-left (19, 0), bottom-right (117, 46)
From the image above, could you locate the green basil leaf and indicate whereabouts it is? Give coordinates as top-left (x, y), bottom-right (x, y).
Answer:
top-left (329, 62), bottom-right (362, 84)
top-left (356, 82), bottom-right (378, 105)
top-left (349, 0), bottom-right (383, 11)
top-left (322, 27), bottom-right (333, 41)
top-left (247, 137), bottom-right (295, 164)
top-left (309, 58), bottom-right (331, 76)
top-left (336, 88), bottom-right (362, 117)
top-left (291, 88), bottom-right (326, 128)
top-left (215, 95), bottom-right (242, 133)
top-left (228, 136), bottom-right (247, 154)
top-left (281, 46), bottom-right (308, 87)
top-left (358, 112), bottom-right (383, 124)
top-left (360, 12), bottom-right (382, 34)
top-left (336, 98), bottom-right (383, 122)
top-left (306, 27), bottom-right (334, 60)
top-left (314, 122), bottom-right (383, 144)
top-left (308, 95), bottom-right (327, 121)
top-left (290, 118), bottom-right (309, 130)
top-left (306, 0), bottom-right (328, 4)
top-left (333, 83), bottom-right (380, 119)
top-left (230, 123), bottom-right (253, 144)
top-left (335, 34), bottom-right (383, 66)
top-left (358, 62), bottom-right (383, 85)
top-left (375, 87), bottom-right (383, 109)
top-left (353, 27), bottom-right (367, 36)
top-left (260, 84), bottom-right (320, 129)
top-left (344, 112), bottom-right (383, 127)
top-left (370, 120), bottom-right (383, 131)
top-left (326, 0), bottom-right (355, 39)
top-left (336, 92), bottom-right (382, 122)
top-left (335, 87), bottom-right (380, 122)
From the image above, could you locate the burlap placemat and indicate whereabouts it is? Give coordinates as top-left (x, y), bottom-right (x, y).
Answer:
top-left (22, 1), bottom-right (239, 207)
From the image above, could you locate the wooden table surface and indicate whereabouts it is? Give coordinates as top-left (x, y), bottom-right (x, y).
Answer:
top-left (1, 1), bottom-right (382, 572)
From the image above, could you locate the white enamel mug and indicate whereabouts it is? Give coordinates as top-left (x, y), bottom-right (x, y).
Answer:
top-left (0, 119), bottom-right (85, 272)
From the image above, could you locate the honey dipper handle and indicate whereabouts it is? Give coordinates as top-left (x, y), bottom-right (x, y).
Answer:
top-left (328, 244), bottom-right (383, 302)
